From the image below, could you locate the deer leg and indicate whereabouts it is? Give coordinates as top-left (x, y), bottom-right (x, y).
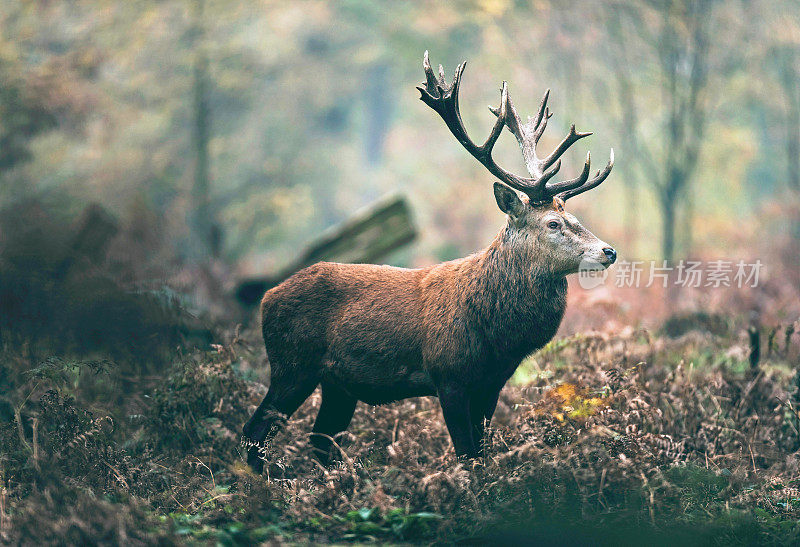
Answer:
top-left (243, 370), bottom-right (319, 473)
top-left (470, 387), bottom-right (501, 454)
top-left (437, 381), bottom-right (477, 458)
top-left (310, 382), bottom-right (358, 466)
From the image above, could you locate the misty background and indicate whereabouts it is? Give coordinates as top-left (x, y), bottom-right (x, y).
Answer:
top-left (1, 0), bottom-right (799, 323)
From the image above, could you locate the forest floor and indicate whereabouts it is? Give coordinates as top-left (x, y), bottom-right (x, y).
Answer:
top-left (3, 307), bottom-right (800, 545)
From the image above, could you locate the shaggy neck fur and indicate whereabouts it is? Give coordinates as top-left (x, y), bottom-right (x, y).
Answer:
top-left (469, 222), bottom-right (568, 366)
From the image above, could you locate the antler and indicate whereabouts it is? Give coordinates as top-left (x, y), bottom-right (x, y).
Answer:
top-left (417, 51), bottom-right (613, 205)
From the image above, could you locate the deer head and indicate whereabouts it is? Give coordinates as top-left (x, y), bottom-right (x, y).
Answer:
top-left (418, 52), bottom-right (617, 275)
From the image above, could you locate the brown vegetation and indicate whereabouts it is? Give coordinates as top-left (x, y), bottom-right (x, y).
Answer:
top-left (3, 299), bottom-right (800, 543)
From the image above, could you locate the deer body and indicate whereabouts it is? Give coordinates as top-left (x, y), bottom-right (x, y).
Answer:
top-left (243, 53), bottom-right (616, 469)
top-left (260, 229), bottom-right (567, 404)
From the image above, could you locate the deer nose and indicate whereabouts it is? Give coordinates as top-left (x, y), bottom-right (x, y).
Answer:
top-left (602, 247), bottom-right (617, 264)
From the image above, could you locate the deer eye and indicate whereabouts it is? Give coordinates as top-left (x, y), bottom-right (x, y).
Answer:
top-left (547, 221), bottom-right (560, 230)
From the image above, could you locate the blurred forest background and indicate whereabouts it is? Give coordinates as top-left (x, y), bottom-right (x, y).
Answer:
top-left (3, 1), bottom-right (800, 544)
top-left (3, 0), bottom-right (799, 307)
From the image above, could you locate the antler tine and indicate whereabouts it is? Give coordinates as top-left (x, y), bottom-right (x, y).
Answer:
top-left (489, 87), bottom-right (522, 146)
top-left (532, 92), bottom-right (555, 144)
top-left (555, 149), bottom-right (615, 201)
top-left (483, 81), bottom-right (508, 151)
top-left (423, 51), bottom-right (439, 92)
top-left (541, 124), bottom-right (592, 171)
top-left (533, 89), bottom-right (550, 131)
top-left (545, 151), bottom-right (592, 194)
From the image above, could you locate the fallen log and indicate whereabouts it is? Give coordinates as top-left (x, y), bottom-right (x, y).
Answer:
top-left (235, 194), bottom-right (416, 306)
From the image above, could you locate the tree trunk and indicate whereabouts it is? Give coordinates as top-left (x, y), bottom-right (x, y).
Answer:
top-left (778, 47), bottom-right (800, 284)
top-left (680, 186), bottom-right (693, 258)
top-left (363, 62), bottom-right (392, 168)
top-left (786, 80), bottom-right (800, 194)
top-left (661, 190), bottom-right (676, 264)
top-left (189, 0), bottom-right (216, 261)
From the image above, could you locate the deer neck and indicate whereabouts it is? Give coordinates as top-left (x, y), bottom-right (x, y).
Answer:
top-left (471, 225), bottom-right (568, 362)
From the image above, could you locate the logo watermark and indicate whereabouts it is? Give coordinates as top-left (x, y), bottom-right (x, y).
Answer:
top-left (577, 258), bottom-right (609, 289)
top-left (578, 259), bottom-right (764, 290)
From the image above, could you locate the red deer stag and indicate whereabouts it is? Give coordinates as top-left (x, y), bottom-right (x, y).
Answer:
top-left (243, 52), bottom-right (616, 471)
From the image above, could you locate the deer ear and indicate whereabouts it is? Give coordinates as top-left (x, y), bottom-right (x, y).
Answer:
top-left (493, 182), bottom-right (525, 218)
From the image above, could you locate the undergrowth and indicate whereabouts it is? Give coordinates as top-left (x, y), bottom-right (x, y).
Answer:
top-left (2, 318), bottom-right (800, 544)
